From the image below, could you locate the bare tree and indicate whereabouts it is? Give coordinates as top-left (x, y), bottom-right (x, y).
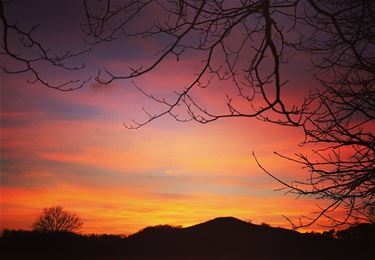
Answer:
top-left (82, 0), bottom-right (306, 129)
top-left (2, 0), bottom-right (374, 228)
top-left (282, 0), bottom-right (373, 228)
top-left (82, 0), bottom-right (375, 228)
top-left (32, 206), bottom-right (83, 233)
top-left (252, 0), bottom-right (375, 228)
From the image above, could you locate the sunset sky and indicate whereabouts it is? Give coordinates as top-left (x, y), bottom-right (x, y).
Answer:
top-left (0, 1), bottom-right (337, 234)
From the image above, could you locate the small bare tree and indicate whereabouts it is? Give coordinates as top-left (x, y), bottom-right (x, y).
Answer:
top-left (32, 206), bottom-right (83, 233)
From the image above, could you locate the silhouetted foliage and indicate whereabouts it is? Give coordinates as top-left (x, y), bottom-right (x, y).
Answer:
top-left (135, 224), bottom-right (183, 236)
top-left (32, 206), bottom-right (83, 233)
top-left (1, 0), bottom-right (374, 227)
top-left (1, 217), bottom-right (374, 260)
top-left (336, 223), bottom-right (375, 242)
top-left (322, 229), bottom-right (335, 239)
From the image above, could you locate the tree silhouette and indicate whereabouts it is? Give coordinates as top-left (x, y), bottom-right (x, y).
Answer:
top-left (1, 0), bottom-right (374, 228)
top-left (254, 0), bottom-right (375, 228)
top-left (32, 206), bottom-right (83, 233)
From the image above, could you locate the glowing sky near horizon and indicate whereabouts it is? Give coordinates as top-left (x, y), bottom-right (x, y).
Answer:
top-left (0, 0), bottom-right (337, 234)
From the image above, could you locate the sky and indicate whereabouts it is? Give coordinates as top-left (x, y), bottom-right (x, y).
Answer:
top-left (0, 0), bottom-right (339, 234)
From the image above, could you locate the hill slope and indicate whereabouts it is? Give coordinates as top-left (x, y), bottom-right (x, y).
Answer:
top-left (125, 217), bottom-right (356, 259)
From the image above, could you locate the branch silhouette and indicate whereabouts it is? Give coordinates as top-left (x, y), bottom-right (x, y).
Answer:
top-left (1, 0), bottom-right (374, 228)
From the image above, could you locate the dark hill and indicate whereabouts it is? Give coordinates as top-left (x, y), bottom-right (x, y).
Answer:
top-left (1, 217), bottom-right (373, 259)
top-left (125, 217), bottom-right (358, 259)
top-left (187, 216), bottom-right (253, 232)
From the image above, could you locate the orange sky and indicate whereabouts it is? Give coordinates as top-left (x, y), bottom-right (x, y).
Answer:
top-left (0, 70), bottom-right (335, 234)
top-left (0, 1), bottom-right (344, 235)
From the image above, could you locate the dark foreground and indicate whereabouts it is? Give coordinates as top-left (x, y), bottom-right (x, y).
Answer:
top-left (1, 217), bottom-right (374, 260)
